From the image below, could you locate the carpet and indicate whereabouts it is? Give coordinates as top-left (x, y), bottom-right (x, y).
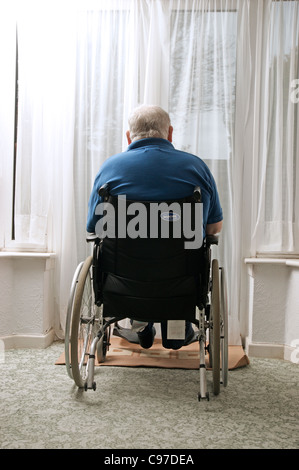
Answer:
top-left (56, 336), bottom-right (249, 370)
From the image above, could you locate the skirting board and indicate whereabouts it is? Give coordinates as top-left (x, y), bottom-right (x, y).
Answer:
top-left (246, 339), bottom-right (297, 363)
top-left (0, 328), bottom-right (55, 350)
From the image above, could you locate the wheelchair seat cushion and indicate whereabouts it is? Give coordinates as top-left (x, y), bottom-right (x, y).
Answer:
top-left (103, 273), bottom-right (197, 322)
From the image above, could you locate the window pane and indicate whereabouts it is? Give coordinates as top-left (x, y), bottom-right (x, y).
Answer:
top-left (169, 10), bottom-right (237, 161)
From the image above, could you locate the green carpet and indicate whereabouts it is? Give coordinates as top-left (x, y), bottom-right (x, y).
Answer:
top-left (0, 341), bottom-right (298, 449)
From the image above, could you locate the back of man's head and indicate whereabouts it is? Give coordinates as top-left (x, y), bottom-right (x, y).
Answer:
top-left (128, 105), bottom-right (171, 142)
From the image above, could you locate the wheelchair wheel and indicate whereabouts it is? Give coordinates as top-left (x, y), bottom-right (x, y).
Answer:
top-left (65, 261), bottom-right (84, 379)
top-left (70, 256), bottom-right (100, 388)
top-left (209, 259), bottom-right (221, 396)
top-left (220, 267), bottom-right (229, 387)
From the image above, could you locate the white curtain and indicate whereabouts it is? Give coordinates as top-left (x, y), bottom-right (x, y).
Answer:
top-left (168, 1), bottom-right (240, 342)
top-left (15, 2), bottom-right (78, 334)
top-left (11, 0), bottom-right (299, 342)
top-left (251, 0), bottom-right (299, 254)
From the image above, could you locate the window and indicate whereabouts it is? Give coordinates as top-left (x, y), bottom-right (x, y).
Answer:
top-left (170, 9), bottom-right (237, 161)
top-left (254, 0), bottom-right (299, 254)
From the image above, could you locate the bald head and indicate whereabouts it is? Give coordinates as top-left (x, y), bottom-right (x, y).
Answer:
top-left (126, 105), bottom-right (173, 144)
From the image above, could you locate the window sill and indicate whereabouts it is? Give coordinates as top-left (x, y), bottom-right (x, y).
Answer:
top-left (0, 251), bottom-right (56, 270)
top-left (0, 251), bottom-right (55, 259)
top-left (244, 258), bottom-right (299, 268)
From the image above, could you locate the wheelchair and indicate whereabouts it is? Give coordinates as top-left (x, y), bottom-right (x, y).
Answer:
top-left (65, 185), bottom-right (228, 400)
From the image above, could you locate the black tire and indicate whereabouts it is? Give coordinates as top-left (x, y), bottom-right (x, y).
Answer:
top-left (220, 267), bottom-right (229, 387)
top-left (65, 261), bottom-right (84, 380)
top-left (210, 259), bottom-right (221, 395)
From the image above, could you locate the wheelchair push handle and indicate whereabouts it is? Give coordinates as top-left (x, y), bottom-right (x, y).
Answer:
top-left (193, 186), bottom-right (202, 202)
top-left (206, 234), bottom-right (219, 246)
top-left (86, 233), bottom-right (100, 243)
top-left (98, 183), bottom-right (109, 201)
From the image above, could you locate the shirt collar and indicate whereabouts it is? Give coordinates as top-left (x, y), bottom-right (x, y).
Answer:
top-left (128, 138), bottom-right (174, 151)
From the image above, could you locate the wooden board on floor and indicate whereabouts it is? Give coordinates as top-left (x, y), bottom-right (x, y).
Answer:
top-left (56, 336), bottom-right (250, 370)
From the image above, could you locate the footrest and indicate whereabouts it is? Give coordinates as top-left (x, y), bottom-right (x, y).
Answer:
top-left (185, 330), bottom-right (199, 346)
top-left (113, 323), bottom-right (139, 344)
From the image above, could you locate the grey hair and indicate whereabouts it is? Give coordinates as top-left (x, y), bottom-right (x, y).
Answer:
top-left (128, 105), bottom-right (171, 142)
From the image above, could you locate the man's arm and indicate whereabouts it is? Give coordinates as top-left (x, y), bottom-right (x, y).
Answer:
top-left (206, 220), bottom-right (223, 235)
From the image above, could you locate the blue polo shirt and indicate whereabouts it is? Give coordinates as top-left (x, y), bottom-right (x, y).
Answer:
top-left (87, 138), bottom-right (223, 237)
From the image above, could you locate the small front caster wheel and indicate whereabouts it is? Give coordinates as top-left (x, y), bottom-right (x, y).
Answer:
top-left (198, 392), bottom-right (210, 401)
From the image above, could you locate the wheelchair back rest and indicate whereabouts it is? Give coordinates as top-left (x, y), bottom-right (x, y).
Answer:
top-left (95, 188), bottom-right (208, 320)
top-left (98, 192), bottom-right (204, 282)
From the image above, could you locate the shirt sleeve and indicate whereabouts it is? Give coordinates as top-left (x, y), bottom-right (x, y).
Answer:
top-left (86, 176), bottom-right (102, 233)
top-left (207, 173), bottom-right (223, 225)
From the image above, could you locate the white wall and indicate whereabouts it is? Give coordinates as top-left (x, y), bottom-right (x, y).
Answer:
top-left (0, 253), bottom-right (55, 348)
top-left (245, 259), bottom-right (299, 361)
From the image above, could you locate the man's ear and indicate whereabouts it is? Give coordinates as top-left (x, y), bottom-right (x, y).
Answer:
top-left (168, 126), bottom-right (173, 142)
top-left (126, 130), bottom-right (132, 145)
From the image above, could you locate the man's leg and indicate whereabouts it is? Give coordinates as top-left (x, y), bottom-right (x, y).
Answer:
top-left (161, 321), bottom-right (195, 350)
top-left (134, 322), bottom-right (156, 349)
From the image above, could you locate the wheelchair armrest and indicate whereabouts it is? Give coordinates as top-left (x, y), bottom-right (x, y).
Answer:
top-left (86, 233), bottom-right (100, 243)
top-left (206, 234), bottom-right (219, 247)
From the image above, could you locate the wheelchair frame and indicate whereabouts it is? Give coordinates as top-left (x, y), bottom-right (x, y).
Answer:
top-left (65, 232), bottom-right (228, 401)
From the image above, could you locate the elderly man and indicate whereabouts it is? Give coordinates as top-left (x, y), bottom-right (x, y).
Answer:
top-left (87, 104), bottom-right (223, 349)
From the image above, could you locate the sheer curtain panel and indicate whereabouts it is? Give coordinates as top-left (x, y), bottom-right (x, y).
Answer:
top-left (251, 0), bottom-right (299, 254)
top-left (15, 3), bottom-right (79, 333)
